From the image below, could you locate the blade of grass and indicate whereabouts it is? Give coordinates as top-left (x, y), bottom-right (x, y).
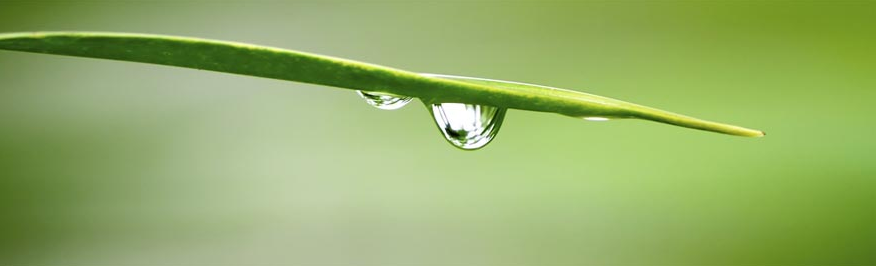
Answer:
top-left (0, 31), bottom-right (763, 137)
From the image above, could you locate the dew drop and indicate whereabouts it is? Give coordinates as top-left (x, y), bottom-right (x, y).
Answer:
top-left (430, 103), bottom-right (507, 150)
top-left (357, 91), bottom-right (412, 110)
top-left (583, 117), bottom-right (611, 121)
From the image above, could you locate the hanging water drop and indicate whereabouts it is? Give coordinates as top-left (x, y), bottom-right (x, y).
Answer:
top-left (583, 117), bottom-right (611, 121)
top-left (430, 103), bottom-right (507, 150)
top-left (357, 91), bottom-right (412, 110)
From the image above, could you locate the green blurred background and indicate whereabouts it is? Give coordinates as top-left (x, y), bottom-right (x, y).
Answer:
top-left (1, 1), bottom-right (873, 265)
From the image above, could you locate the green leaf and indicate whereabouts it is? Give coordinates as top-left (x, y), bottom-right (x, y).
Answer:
top-left (0, 31), bottom-right (763, 137)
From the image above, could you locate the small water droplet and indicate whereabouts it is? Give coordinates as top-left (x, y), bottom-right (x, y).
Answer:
top-left (357, 91), bottom-right (412, 110)
top-left (583, 117), bottom-right (611, 121)
top-left (430, 103), bottom-right (507, 150)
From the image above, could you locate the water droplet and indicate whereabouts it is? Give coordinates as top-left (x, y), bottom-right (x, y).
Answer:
top-left (430, 103), bottom-right (507, 150)
top-left (583, 117), bottom-right (611, 121)
top-left (357, 91), bottom-right (412, 110)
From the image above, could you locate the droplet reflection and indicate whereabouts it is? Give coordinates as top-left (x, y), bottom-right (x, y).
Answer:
top-left (430, 103), bottom-right (507, 150)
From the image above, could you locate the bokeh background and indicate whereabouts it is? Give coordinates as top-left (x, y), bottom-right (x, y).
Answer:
top-left (1, 1), bottom-right (873, 265)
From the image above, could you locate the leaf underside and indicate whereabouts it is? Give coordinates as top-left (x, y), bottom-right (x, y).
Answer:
top-left (0, 32), bottom-right (763, 137)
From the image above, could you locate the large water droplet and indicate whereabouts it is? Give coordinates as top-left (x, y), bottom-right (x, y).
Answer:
top-left (430, 103), bottom-right (507, 150)
top-left (357, 91), bottom-right (412, 110)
